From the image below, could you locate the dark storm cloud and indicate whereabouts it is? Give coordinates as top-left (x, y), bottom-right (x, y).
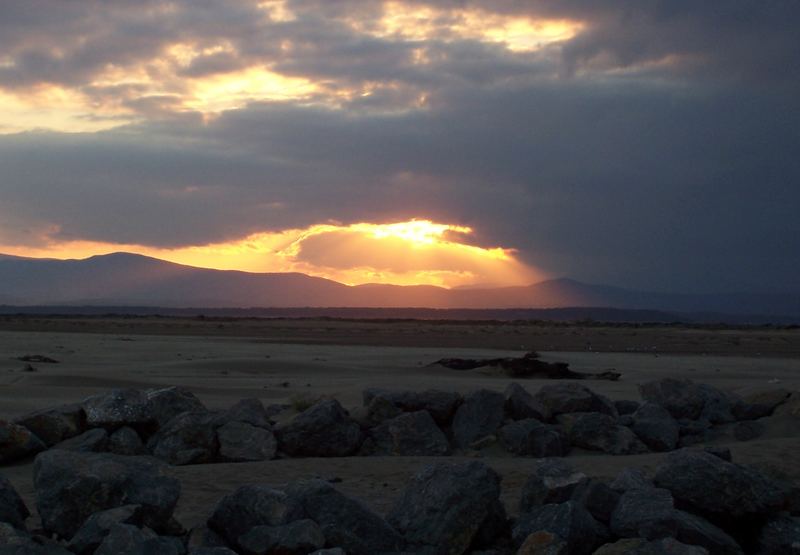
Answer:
top-left (0, 1), bottom-right (799, 292)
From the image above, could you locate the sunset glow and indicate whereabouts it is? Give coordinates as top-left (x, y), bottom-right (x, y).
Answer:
top-left (0, 220), bottom-right (542, 288)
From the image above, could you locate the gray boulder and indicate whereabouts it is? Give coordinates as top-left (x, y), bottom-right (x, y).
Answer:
top-left (362, 388), bottom-right (462, 426)
top-left (33, 450), bottom-right (180, 539)
top-left (220, 398), bottom-right (272, 429)
top-left (67, 504), bottom-right (144, 555)
top-left (0, 522), bottom-right (74, 555)
top-left (572, 481), bottom-right (621, 525)
top-left (733, 388), bottom-right (790, 420)
top-left (697, 384), bottom-right (738, 424)
top-left (93, 523), bottom-right (184, 555)
top-left (275, 399), bottom-right (362, 457)
top-left (361, 410), bottom-right (450, 456)
top-left (237, 519), bottom-right (325, 555)
top-left (53, 428), bottom-right (108, 452)
top-left (83, 389), bottom-right (151, 430)
top-left (610, 468), bottom-right (653, 492)
top-left (388, 461), bottom-right (504, 555)
top-left (452, 389), bottom-right (506, 448)
top-left (0, 473), bottom-right (29, 530)
top-left (513, 501), bottom-right (604, 555)
top-left (109, 426), bottom-right (146, 455)
top-left (631, 402), bottom-right (679, 452)
top-left (188, 549), bottom-right (238, 555)
top-left (732, 420), bottom-right (765, 441)
top-left (519, 458), bottom-right (589, 513)
top-left (653, 449), bottom-right (788, 520)
top-left (757, 515), bottom-right (800, 555)
top-left (593, 537), bottom-right (709, 554)
top-left (13, 403), bottom-right (85, 447)
top-left (639, 379), bottom-right (707, 420)
top-left (610, 488), bottom-right (676, 540)
top-left (533, 384), bottom-right (617, 418)
top-left (517, 530), bottom-right (569, 554)
top-left (147, 410), bottom-right (219, 465)
top-left (673, 510), bottom-right (743, 555)
top-left (207, 485), bottom-right (304, 548)
top-left (567, 413), bottom-right (648, 455)
top-left (217, 421), bottom-right (277, 462)
top-left (614, 400), bottom-right (641, 416)
top-left (499, 419), bottom-right (569, 457)
top-left (505, 383), bottom-right (550, 421)
top-left (0, 420), bottom-right (45, 463)
top-left (145, 386), bottom-right (206, 431)
top-left (289, 479), bottom-right (404, 555)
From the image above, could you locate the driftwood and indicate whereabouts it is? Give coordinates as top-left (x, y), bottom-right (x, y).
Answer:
top-left (432, 351), bottom-right (621, 381)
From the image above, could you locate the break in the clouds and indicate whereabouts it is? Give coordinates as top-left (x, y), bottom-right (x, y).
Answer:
top-left (0, 1), bottom-right (798, 293)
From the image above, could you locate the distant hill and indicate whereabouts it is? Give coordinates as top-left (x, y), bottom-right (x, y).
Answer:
top-left (1, 252), bottom-right (798, 322)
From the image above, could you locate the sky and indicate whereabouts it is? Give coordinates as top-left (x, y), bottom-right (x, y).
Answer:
top-left (0, 1), bottom-right (798, 292)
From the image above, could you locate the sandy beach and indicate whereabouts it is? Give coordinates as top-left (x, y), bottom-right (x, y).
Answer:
top-left (1, 319), bottom-right (799, 533)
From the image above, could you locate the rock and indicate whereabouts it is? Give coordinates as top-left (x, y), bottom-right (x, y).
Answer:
top-left (310, 550), bottom-right (346, 555)
top-left (53, 428), bottom-right (108, 452)
top-left (93, 523), bottom-right (184, 555)
top-left (513, 501), bottom-right (604, 555)
top-left (517, 530), bottom-right (569, 554)
top-left (0, 473), bottom-right (29, 529)
top-left (208, 485), bottom-right (304, 548)
top-left (500, 419), bottom-right (570, 457)
top-left (83, 389), bottom-right (152, 430)
top-left (773, 392), bottom-right (800, 417)
top-left (237, 519), bottom-right (325, 555)
top-left (0, 420), bottom-right (46, 463)
top-left (145, 386), bottom-right (206, 431)
top-left (33, 450), bottom-right (180, 539)
top-left (697, 384), bottom-right (737, 424)
top-left (67, 505), bottom-right (144, 555)
top-left (108, 426), bottom-right (146, 455)
top-left (640, 379), bottom-right (737, 423)
top-left (275, 399), bottom-right (362, 457)
top-left (187, 525), bottom-right (228, 550)
top-left (572, 481), bottom-right (621, 525)
top-left (614, 400), bottom-right (640, 416)
top-left (567, 413), bottom-right (648, 455)
top-left (593, 537), bottom-right (710, 554)
top-left (703, 446), bottom-right (732, 461)
top-left (673, 510), bottom-right (743, 555)
top-left (12, 404), bottom-right (86, 447)
top-left (733, 388), bottom-right (790, 420)
top-left (452, 389), bottom-right (506, 448)
top-left (618, 414), bottom-right (634, 427)
top-left (610, 488), bottom-right (676, 540)
top-left (640, 379), bottom-right (707, 420)
top-left (505, 383), bottom-right (551, 421)
top-left (733, 420), bottom-right (765, 441)
top-left (631, 402), bottom-right (679, 452)
top-left (757, 515), bottom-right (800, 555)
top-left (356, 396), bottom-right (403, 427)
top-left (388, 461), bottom-right (503, 555)
top-left (361, 410), bottom-right (450, 456)
top-left (653, 448), bottom-right (788, 521)
top-left (289, 479), bottom-right (404, 555)
top-left (533, 384), bottom-right (618, 418)
top-left (217, 421), bottom-right (277, 462)
top-left (520, 459), bottom-right (589, 513)
top-left (147, 410), bottom-right (219, 465)
top-left (220, 398), bottom-right (272, 429)
top-left (188, 549), bottom-right (238, 555)
top-left (362, 388), bottom-right (463, 425)
top-left (678, 418), bottom-right (712, 437)
top-left (0, 522), bottom-right (74, 554)
top-left (610, 468), bottom-right (653, 492)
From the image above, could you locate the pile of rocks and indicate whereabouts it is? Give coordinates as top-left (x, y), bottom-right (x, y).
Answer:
top-left (1, 379), bottom-right (795, 466)
top-left (1, 447), bottom-right (798, 553)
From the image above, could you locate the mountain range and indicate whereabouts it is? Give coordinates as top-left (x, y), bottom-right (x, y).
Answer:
top-left (1, 252), bottom-right (799, 322)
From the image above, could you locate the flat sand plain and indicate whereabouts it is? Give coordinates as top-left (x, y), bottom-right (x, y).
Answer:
top-left (1, 318), bottom-right (799, 531)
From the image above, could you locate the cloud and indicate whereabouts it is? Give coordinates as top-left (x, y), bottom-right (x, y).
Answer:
top-left (0, 1), bottom-right (799, 293)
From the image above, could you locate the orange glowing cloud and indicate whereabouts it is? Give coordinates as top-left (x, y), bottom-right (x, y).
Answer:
top-left (0, 220), bottom-right (543, 288)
